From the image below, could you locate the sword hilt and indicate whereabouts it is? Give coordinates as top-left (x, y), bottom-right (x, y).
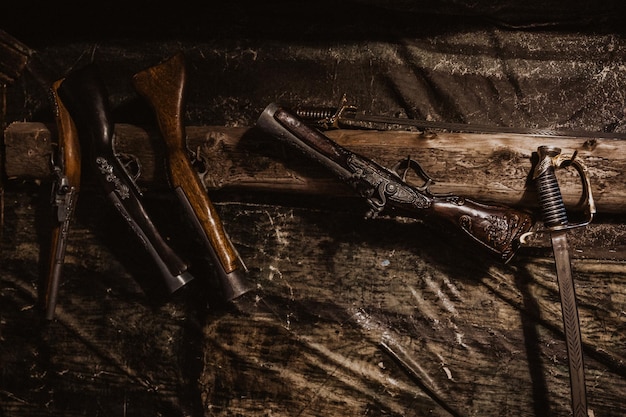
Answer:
top-left (532, 145), bottom-right (595, 231)
top-left (295, 93), bottom-right (357, 129)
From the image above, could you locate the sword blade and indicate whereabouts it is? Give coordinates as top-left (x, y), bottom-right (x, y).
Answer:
top-left (550, 231), bottom-right (588, 417)
top-left (338, 112), bottom-right (626, 139)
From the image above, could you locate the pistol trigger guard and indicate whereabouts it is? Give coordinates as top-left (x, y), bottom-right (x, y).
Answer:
top-left (188, 145), bottom-right (210, 186)
top-left (49, 149), bottom-right (58, 173)
top-left (391, 156), bottom-right (434, 192)
top-left (49, 143), bottom-right (66, 175)
top-left (116, 152), bottom-right (142, 183)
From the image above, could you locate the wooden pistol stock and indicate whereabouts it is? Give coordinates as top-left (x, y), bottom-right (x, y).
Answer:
top-left (132, 53), bottom-right (251, 301)
top-left (57, 64), bottom-right (194, 294)
top-left (43, 78), bottom-right (82, 319)
top-left (257, 103), bottom-right (535, 263)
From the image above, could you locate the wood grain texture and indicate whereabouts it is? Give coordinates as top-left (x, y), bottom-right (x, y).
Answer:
top-left (4, 122), bottom-right (624, 214)
top-left (132, 53), bottom-right (243, 277)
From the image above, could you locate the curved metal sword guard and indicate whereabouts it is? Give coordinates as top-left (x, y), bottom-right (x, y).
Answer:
top-left (532, 145), bottom-right (596, 231)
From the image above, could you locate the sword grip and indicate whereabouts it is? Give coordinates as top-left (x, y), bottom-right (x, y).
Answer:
top-left (534, 146), bottom-right (569, 229)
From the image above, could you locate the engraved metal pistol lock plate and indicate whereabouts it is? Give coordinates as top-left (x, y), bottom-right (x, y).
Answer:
top-left (49, 151), bottom-right (72, 222)
top-left (528, 145), bottom-right (595, 417)
top-left (358, 155), bottom-right (436, 218)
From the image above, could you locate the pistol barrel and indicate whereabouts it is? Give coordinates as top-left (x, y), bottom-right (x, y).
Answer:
top-left (257, 103), bottom-right (534, 263)
top-left (58, 64), bottom-right (194, 294)
top-left (132, 52), bottom-right (251, 301)
top-left (44, 78), bottom-right (82, 320)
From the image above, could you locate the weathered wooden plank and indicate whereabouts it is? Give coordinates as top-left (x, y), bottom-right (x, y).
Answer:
top-left (4, 122), bottom-right (624, 213)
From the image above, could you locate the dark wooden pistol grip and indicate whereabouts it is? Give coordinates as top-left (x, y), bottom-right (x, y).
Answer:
top-left (132, 53), bottom-right (250, 300)
top-left (427, 196), bottom-right (534, 263)
top-left (58, 64), bottom-right (194, 293)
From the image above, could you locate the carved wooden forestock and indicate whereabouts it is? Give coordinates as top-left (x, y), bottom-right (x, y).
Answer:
top-left (257, 103), bottom-right (535, 263)
top-left (58, 64), bottom-right (194, 293)
top-left (132, 53), bottom-right (251, 300)
top-left (43, 78), bottom-right (82, 320)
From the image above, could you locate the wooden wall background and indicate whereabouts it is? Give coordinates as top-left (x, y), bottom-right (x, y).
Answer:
top-left (2, 3), bottom-right (626, 416)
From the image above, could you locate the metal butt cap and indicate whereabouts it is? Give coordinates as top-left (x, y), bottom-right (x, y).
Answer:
top-left (167, 270), bottom-right (195, 293)
top-left (220, 268), bottom-right (253, 301)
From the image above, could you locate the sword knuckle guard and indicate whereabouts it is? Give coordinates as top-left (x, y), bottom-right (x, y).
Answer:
top-left (534, 145), bottom-right (595, 230)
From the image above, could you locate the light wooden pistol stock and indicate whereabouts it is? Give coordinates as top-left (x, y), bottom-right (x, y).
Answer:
top-left (132, 52), bottom-right (251, 301)
top-left (43, 78), bottom-right (82, 320)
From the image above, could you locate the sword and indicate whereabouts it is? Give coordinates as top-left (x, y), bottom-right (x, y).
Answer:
top-left (297, 94), bottom-right (626, 139)
top-left (530, 145), bottom-right (595, 417)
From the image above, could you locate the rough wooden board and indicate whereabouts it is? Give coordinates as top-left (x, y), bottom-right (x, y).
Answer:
top-left (4, 122), bottom-right (624, 213)
top-left (1, 187), bottom-right (625, 417)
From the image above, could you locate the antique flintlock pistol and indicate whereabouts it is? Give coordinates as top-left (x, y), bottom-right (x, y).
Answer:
top-left (57, 64), bottom-right (195, 295)
top-left (132, 52), bottom-right (252, 301)
top-left (257, 103), bottom-right (535, 263)
top-left (43, 78), bottom-right (82, 320)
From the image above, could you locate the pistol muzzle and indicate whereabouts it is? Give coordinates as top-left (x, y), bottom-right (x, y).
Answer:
top-left (165, 270), bottom-right (195, 293)
top-left (216, 268), bottom-right (253, 301)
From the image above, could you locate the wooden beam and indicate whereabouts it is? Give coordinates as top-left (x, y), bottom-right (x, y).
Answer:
top-left (3, 121), bottom-right (624, 213)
